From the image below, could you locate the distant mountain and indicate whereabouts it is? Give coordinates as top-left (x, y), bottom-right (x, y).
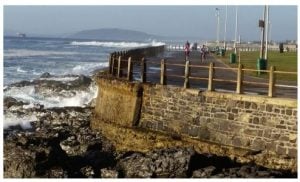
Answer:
top-left (67, 28), bottom-right (164, 41)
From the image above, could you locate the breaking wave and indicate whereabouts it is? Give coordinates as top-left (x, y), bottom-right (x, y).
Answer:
top-left (70, 40), bottom-right (165, 48)
top-left (4, 49), bottom-right (77, 58)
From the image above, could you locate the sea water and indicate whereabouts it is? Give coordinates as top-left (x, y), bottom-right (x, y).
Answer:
top-left (3, 36), bottom-right (165, 128)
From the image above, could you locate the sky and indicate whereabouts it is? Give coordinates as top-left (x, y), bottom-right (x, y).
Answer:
top-left (3, 5), bottom-right (298, 41)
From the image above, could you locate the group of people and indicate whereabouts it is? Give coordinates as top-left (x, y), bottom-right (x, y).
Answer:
top-left (184, 41), bottom-right (208, 62)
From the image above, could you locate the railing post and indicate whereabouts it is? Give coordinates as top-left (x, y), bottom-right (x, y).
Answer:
top-left (117, 56), bottom-right (122, 78)
top-left (127, 57), bottom-right (133, 81)
top-left (160, 59), bottom-right (166, 85)
top-left (236, 64), bottom-right (244, 94)
top-left (207, 62), bottom-right (214, 91)
top-left (184, 60), bottom-right (190, 88)
top-left (111, 54), bottom-right (115, 75)
top-left (108, 54), bottom-right (112, 74)
top-left (141, 57), bottom-right (146, 83)
top-left (268, 66), bottom-right (276, 97)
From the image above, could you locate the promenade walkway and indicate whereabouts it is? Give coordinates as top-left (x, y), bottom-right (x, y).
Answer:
top-left (144, 50), bottom-right (297, 99)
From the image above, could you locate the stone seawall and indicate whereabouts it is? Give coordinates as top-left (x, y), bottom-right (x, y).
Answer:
top-left (92, 76), bottom-right (297, 172)
top-left (140, 84), bottom-right (297, 158)
top-left (94, 77), bottom-right (143, 127)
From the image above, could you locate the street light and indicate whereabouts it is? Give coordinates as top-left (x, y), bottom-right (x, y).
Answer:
top-left (215, 8), bottom-right (220, 47)
top-left (234, 6), bottom-right (238, 54)
top-left (223, 5), bottom-right (228, 50)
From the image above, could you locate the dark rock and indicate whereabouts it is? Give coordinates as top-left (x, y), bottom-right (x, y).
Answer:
top-left (40, 72), bottom-right (52, 78)
top-left (80, 166), bottom-right (95, 178)
top-left (4, 97), bottom-right (27, 109)
top-left (100, 168), bottom-right (119, 178)
top-left (44, 167), bottom-right (66, 178)
top-left (117, 147), bottom-right (194, 178)
top-left (192, 166), bottom-right (216, 178)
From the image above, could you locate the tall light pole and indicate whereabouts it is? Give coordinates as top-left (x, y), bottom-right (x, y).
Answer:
top-left (259, 6), bottom-right (267, 59)
top-left (223, 5), bottom-right (228, 49)
top-left (234, 6), bottom-right (238, 54)
top-left (216, 8), bottom-right (220, 47)
top-left (264, 5), bottom-right (269, 61)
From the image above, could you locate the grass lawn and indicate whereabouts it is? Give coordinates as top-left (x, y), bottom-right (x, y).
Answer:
top-left (215, 50), bottom-right (297, 81)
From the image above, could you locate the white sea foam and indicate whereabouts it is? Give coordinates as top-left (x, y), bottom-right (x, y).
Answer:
top-left (4, 49), bottom-right (77, 58)
top-left (38, 76), bottom-right (79, 82)
top-left (4, 84), bottom-right (98, 108)
top-left (71, 62), bottom-right (109, 75)
top-left (4, 113), bottom-right (37, 129)
top-left (70, 40), bottom-right (165, 48)
top-left (17, 67), bottom-right (28, 73)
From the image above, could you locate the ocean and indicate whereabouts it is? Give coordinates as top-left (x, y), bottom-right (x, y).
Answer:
top-left (3, 36), bottom-right (165, 128)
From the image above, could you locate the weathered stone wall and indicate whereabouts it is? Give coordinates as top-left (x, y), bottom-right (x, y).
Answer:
top-left (92, 77), bottom-right (297, 171)
top-left (94, 77), bottom-right (143, 127)
top-left (139, 84), bottom-right (297, 159)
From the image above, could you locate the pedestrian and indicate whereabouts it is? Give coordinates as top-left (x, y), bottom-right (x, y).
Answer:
top-left (184, 41), bottom-right (190, 61)
top-left (200, 45), bottom-right (206, 63)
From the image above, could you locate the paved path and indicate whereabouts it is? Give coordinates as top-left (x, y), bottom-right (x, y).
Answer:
top-left (138, 51), bottom-right (297, 99)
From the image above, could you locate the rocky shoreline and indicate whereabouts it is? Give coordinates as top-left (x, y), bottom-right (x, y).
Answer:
top-left (3, 74), bottom-right (297, 178)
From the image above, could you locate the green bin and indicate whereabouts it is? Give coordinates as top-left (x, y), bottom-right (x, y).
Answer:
top-left (215, 46), bottom-right (220, 55)
top-left (257, 58), bottom-right (267, 75)
top-left (220, 49), bottom-right (225, 57)
top-left (230, 53), bottom-right (236, 63)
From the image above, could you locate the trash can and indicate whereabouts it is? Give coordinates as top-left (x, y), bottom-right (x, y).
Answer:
top-left (257, 58), bottom-right (267, 75)
top-left (220, 49), bottom-right (225, 57)
top-left (279, 43), bottom-right (284, 53)
top-left (215, 46), bottom-right (220, 55)
top-left (230, 53), bottom-right (236, 63)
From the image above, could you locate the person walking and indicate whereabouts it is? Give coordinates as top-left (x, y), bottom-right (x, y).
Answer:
top-left (200, 45), bottom-right (207, 63)
top-left (184, 41), bottom-right (190, 61)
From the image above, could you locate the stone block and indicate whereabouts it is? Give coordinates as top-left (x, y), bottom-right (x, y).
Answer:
top-left (289, 133), bottom-right (297, 143)
top-left (279, 135), bottom-right (289, 141)
top-left (232, 108), bottom-right (238, 114)
top-left (244, 128), bottom-right (259, 136)
top-left (266, 104), bottom-right (273, 112)
top-left (214, 113), bottom-right (227, 119)
top-left (266, 142), bottom-right (277, 151)
top-left (189, 126), bottom-right (199, 137)
top-left (228, 113), bottom-right (234, 120)
top-left (275, 125), bottom-right (286, 129)
top-left (286, 109), bottom-right (292, 116)
top-left (251, 138), bottom-right (266, 151)
top-left (276, 146), bottom-right (287, 155)
top-left (244, 101), bottom-right (251, 109)
top-left (292, 110), bottom-right (297, 116)
top-left (251, 103), bottom-right (258, 110)
top-left (287, 148), bottom-right (297, 158)
top-left (274, 108), bottom-right (280, 113)
top-left (263, 129), bottom-right (271, 138)
top-left (198, 126), bottom-right (210, 140)
top-left (253, 117), bottom-right (259, 124)
top-left (259, 104), bottom-right (266, 111)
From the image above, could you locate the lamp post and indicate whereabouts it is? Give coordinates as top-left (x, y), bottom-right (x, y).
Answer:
top-left (264, 5), bottom-right (269, 62)
top-left (215, 8), bottom-right (220, 47)
top-left (234, 6), bottom-right (238, 54)
top-left (257, 5), bottom-right (267, 75)
top-left (223, 5), bottom-right (228, 50)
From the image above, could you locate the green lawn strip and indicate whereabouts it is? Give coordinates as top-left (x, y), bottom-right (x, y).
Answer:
top-left (215, 51), bottom-right (297, 81)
